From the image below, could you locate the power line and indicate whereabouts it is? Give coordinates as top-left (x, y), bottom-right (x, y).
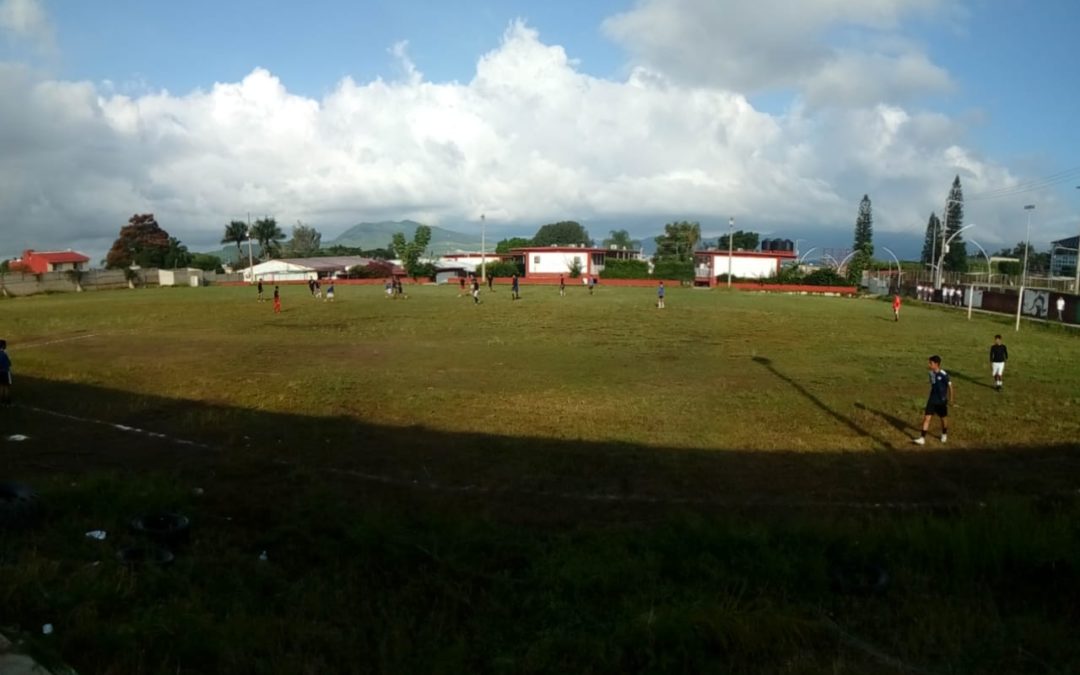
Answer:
top-left (967, 166), bottom-right (1080, 202)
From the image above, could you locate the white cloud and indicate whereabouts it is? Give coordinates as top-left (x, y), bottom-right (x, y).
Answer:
top-left (0, 19), bottom-right (1058, 262)
top-left (0, 0), bottom-right (54, 51)
top-left (602, 0), bottom-right (952, 105)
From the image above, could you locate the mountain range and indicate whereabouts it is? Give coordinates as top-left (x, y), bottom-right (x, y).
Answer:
top-left (330, 220), bottom-right (483, 255)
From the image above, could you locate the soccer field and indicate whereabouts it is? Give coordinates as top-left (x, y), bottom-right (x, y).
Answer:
top-left (2, 285), bottom-right (1079, 673)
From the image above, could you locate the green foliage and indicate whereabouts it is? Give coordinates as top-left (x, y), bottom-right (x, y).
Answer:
top-left (717, 230), bottom-right (760, 251)
top-left (392, 225), bottom-right (433, 278)
top-left (251, 217), bottom-right (286, 260)
top-left (803, 268), bottom-right (848, 286)
top-left (568, 257), bottom-right (583, 278)
top-left (0, 259), bottom-right (9, 273)
top-left (221, 221), bottom-right (249, 260)
top-left (654, 221), bottom-right (701, 261)
top-left (920, 212), bottom-right (940, 265)
top-left (853, 194), bottom-right (873, 257)
top-left (483, 260), bottom-right (524, 277)
top-left (284, 222), bottom-right (322, 257)
top-left (600, 259), bottom-right (650, 279)
top-left (532, 221), bottom-right (591, 247)
top-left (162, 237), bottom-right (193, 269)
top-left (317, 244), bottom-right (395, 259)
top-left (602, 229), bottom-right (641, 250)
top-left (994, 243), bottom-right (1051, 275)
top-left (189, 253), bottom-right (224, 273)
top-left (495, 237), bottom-right (532, 254)
top-left (106, 214), bottom-right (172, 269)
top-left (943, 176), bottom-right (968, 272)
top-left (652, 259), bottom-right (694, 281)
top-left (997, 261), bottom-right (1022, 276)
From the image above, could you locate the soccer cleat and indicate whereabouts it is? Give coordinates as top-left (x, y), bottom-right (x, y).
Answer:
top-left (912, 437), bottom-right (926, 445)
top-left (941, 434), bottom-right (948, 443)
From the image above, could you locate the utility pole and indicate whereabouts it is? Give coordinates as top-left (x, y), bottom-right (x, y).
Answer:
top-left (247, 212), bottom-right (254, 283)
top-left (727, 216), bottom-right (734, 289)
top-left (481, 213), bottom-right (486, 283)
top-left (1016, 205), bottom-right (1035, 332)
top-left (1074, 186), bottom-right (1079, 293)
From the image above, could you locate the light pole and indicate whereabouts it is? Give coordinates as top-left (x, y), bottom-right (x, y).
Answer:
top-left (965, 238), bottom-right (991, 320)
top-left (1016, 204), bottom-right (1035, 332)
top-left (246, 212), bottom-right (254, 283)
top-left (727, 216), bottom-right (734, 289)
top-left (1021, 205), bottom-right (1035, 288)
top-left (881, 246), bottom-right (901, 293)
top-left (481, 213), bottom-right (486, 283)
top-left (935, 198), bottom-right (963, 290)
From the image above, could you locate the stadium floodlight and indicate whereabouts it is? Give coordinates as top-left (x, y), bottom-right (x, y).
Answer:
top-left (481, 214), bottom-right (486, 283)
top-left (1016, 205), bottom-right (1036, 332)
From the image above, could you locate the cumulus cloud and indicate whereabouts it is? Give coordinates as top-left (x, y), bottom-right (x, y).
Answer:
top-left (603, 0), bottom-right (953, 105)
top-left (0, 0), bottom-right (54, 51)
top-left (0, 18), bottom-right (1051, 262)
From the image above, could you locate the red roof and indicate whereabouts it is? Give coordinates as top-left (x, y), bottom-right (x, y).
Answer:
top-left (31, 250), bottom-right (90, 264)
top-left (511, 246), bottom-right (609, 254)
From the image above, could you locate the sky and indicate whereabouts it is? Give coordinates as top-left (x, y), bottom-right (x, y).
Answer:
top-left (2, 0), bottom-right (1079, 263)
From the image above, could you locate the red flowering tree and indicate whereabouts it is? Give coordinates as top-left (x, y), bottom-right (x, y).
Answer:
top-left (106, 214), bottom-right (171, 269)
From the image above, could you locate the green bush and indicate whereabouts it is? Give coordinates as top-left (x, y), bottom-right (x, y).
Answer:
top-left (802, 268), bottom-right (849, 286)
top-left (348, 263), bottom-right (391, 279)
top-left (484, 260), bottom-right (524, 278)
top-left (652, 259), bottom-right (694, 281)
top-left (601, 259), bottom-right (650, 279)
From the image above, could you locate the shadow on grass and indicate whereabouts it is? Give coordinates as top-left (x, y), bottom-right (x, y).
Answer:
top-left (751, 356), bottom-right (896, 451)
top-left (854, 402), bottom-right (915, 434)
top-left (5, 374), bottom-right (1079, 516)
top-left (949, 368), bottom-right (996, 391)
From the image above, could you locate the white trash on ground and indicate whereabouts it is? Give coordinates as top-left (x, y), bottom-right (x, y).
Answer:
top-left (5, 435), bottom-right (30, 442)
top-left (85, 530), bottom-right (107, 541)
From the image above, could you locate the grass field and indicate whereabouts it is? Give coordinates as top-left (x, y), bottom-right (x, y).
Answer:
top-left (2, 283), bottom-right (1079, 674)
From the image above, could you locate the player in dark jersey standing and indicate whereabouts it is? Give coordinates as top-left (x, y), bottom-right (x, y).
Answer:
top-left (914, 355), bottom-right (954, 445)
top-left (990, 334), bottom-right (1008, 391)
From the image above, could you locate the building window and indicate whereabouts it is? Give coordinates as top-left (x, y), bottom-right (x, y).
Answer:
top-left (534, 256), bottom-right (541, 264)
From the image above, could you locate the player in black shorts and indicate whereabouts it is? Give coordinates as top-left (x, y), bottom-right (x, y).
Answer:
top-left (914, 355), bottom-right (954, 445)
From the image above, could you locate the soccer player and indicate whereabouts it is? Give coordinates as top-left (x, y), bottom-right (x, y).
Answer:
top-left (990, 334), bottom-right (1007, 390)
top-left (892, 294), bottom-right (901, 321)
top-left (459, 276), bottom-right (466, 297)
top-left (914, 355), bottom-right (954, 445)
top-left (1057, 296), bottom-right (1066, 321)
top-left (471, 276), bottom-right (481, 304)
top-left (257, 279), bottom-right (264, 302)
top-left (588, 276), bottom-right (595, 295)
top-left (273, 286), bottom-right (281, 313)
top-left (559, 275), bottom-right (565, 297)
top-left (325, 281), bottom-right (335, 302)
top-left (657, 281), bottom-right (665, 309)
top-left (511, 273), bottom-right (520, 300)
top-left (487, 274), bottom-right (494, 291)
top-left (0, 339), bottom-right (12, 407)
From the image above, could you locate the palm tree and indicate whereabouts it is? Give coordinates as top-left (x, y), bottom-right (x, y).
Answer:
top-left (221, 221), bottom-right (249, 263)
top-left (251, 217), bottom-right (285, 260)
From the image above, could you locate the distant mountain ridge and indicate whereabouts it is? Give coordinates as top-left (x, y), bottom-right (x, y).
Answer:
top-left (330, 220), bottom-right (483, 255)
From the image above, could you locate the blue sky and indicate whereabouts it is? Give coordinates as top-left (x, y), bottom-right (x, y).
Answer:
top-left (2, 0), bottom-right (1079, 260)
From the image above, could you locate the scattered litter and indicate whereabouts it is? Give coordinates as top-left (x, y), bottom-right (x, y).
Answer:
top-left (85, 530), bottom-right (107, 541)
top-left (41, 624), bottom-right (53, 635)
top-left (258, 550), bottom-right (268, 562)
top-left (5, 435), bottom-right (29, 442)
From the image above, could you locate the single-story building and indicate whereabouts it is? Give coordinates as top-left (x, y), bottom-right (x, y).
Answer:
top-left (159, 268), bottom-right (208, 287)
top-left (694, 247), bottom-right (798, 286)
top-left (509, 245), bottom-right (644, 279)
top-left (8, 249), bottom-right (91, 273)
top-left (242, 256), bottom-right (400, 282)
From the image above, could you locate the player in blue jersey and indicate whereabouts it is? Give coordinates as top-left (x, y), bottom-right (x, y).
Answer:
top-left (914, 355), bottom-right (954, 445)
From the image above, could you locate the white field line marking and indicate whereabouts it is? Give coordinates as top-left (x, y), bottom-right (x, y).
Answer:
top-left (20, 405), bottom-right (215, 451)
top-left (18, 404), bottom-right (1059, 511)
top-left (19, 334), bottom-right (100, 349)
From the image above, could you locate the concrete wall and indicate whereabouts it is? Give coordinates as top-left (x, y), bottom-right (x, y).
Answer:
top-left (528, 251), bottom-right (590, 275)
top-left (704, 254), bottom-right (780, 279)
top-left (0, 269), bottom-right (241, 297)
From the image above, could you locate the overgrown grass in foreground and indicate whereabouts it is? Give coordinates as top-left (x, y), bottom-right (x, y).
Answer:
top-left (2, 474), bottom-right (1079, 674)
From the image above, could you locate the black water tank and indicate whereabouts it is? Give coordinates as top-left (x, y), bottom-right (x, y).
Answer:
top-left (783, 239), bottom-right (794, 252)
